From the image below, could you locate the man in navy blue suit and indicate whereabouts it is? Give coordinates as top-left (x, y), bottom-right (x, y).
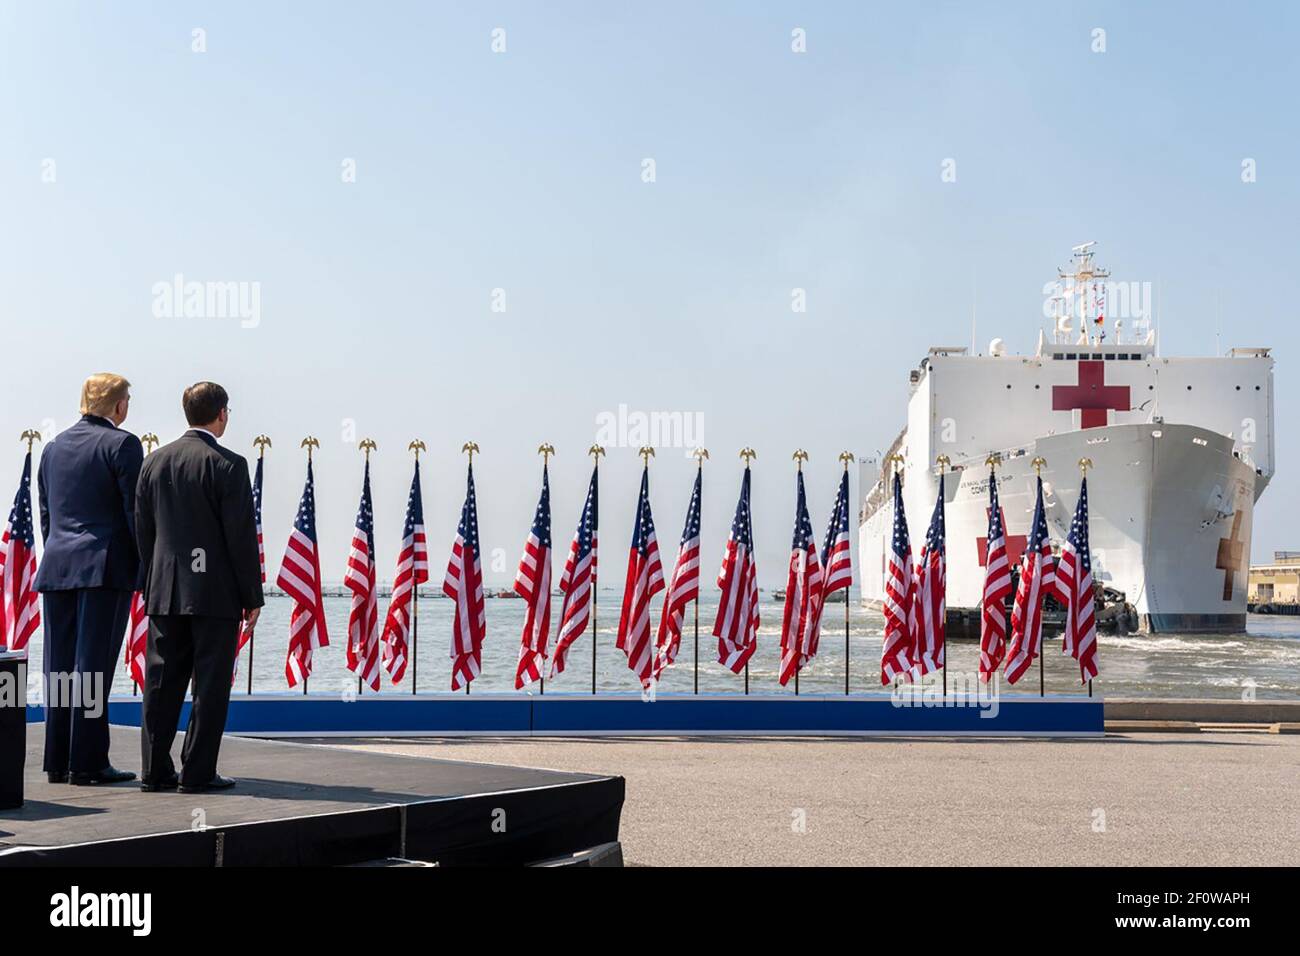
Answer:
top-left (35, 373), bottom-right (143, 785)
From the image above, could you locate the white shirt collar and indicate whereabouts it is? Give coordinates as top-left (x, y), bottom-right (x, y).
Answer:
top-left (188, 427), bottom-right (220, 444)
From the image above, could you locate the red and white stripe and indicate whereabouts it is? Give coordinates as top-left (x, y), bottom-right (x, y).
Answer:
top-left (1054, 480), bottom-right (1098, 685)
top-left (910, 480), bottom-right (946, 680)
top-left (822, 473), bottom-right (853, 595)
top-left (0, 454), bottom-right (40, 653)
top-left (911, 549), bottom-right (945, 679)
top-left (513, 472), bottom-right (552, 690)
top-left (1004, 495), bottom-right (1054, 686)
top-left (714, 470), bottom-right (759, 675)
top-left (445, 542), bottom-right (485, 690)
top-left (1005, 554), bottom-right (1052, 685)
top-left (779, 539), bottom-right (823, 686)
top-left (277, 519), bottom-right (328, 685)
top-left (514, 544), bottom-right (551, 689)
top-left (344, 523), bottom-right (380, 691)
top-left (552, 549), bottom-right (596, 678)
top-left (880, 564), bottom-right (915, 683)
top-left (444, 469), bottom-right (485, 691)
top-left (715, 548), bottom-right (759, 673)
top-left (550, 470), bottom-right (598, 680)
top-left (615, 471), bottom-right (664, 692)
top-left (234, 457), bottom-right (265, 684)
top-left (0, 528), bottom-right (39, 653)
top-left (381, 532), bottom-right (427, 686)
top-left (880, 478), bottom-right (916, 685)
top-left (979, 502), bottom-right (1013, 683)
top-left (125, 592), bottom-right (147, 688)
top-left (1055, 548), bottom-right (1097, 684)
top-left (653, 541), bottom-right (698, 685)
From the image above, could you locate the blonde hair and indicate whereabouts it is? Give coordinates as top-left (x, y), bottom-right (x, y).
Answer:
top-left (80, 373), bottom-right (132, 417)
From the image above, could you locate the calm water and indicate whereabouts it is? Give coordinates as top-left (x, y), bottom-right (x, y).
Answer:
top-left (19, 590), bottom-right (1299, 700)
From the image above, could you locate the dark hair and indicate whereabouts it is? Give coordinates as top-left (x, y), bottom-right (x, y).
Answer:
top-left (182, 382), bottom-right (229, 427)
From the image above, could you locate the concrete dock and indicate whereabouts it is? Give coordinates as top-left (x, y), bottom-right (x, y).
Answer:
top-left (316, 729), bottom-right (1300, 866)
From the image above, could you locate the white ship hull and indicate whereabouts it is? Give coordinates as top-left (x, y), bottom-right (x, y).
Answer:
top-left (858, 422), bottom-right (1263, 631)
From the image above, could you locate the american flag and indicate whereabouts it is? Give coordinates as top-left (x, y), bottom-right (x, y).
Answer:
top-left (653, 466), bottom-right (701, 684)
top-left (0, 452), bottom-right (40, 652)
top-left (978, 469), bottom-right (1013, 682)
top-left (513, 464), bottom-right (553, 690)
top-left (879, 472), bottom-right (916, 685)
top-left (125, 593), bottom-right (147, 688)
top-left (714, 466), bottom-right (759, 674)
top-left (550, 465), bottom-right (598, 679)
top-left (344, 460), bottom-right (380, 691)
top-left (234, 454), bottom-right (266, 680)
top-left (911, 473), bottom-right (947, 679)
top-left (821, 469), bottom-right (852, 595)
top-left (1005, 475), bottom-right (1054, 685)
top-left (381, 461), bottom-right (428, 684)
top-left (277, 460), bottom-right (328, 687)
top-left (444, 462), bottom-right (486, 691)
top-left (779, 470), bottom-right (824, 687)
top-left (1054, 476), bottom-right (1099, 684)
top-left (615, 466), bottom-right (664, 692)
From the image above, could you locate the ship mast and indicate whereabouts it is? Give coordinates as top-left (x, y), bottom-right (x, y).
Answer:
top-left (1055, 241), bottom-right (1111, 347)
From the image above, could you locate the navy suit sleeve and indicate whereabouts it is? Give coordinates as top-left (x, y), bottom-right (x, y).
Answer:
top-left (134, 459), bottom-right (155, 595)
top-left (115, 434), bottom-right (144, 548)
top-left (36, 448), bottom-right (50, 542)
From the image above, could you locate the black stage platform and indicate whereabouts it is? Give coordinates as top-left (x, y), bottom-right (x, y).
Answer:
top-left (0, 726), bottom-right (624, 866)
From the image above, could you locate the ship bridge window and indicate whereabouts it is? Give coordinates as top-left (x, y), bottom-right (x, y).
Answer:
top-left (1104, 353), bottom-right (1116, 360)
top-left (1066, 352), bottom-right (1077, 360)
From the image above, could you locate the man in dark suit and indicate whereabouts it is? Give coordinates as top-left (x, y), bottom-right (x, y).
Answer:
top-left (35, 373), bottom-right (142, 785)
top-left (135, 382), bottom-right (263, 793)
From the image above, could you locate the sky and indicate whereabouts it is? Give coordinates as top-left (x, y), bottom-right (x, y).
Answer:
top-left (2, 1), bottom-right (1297, 586)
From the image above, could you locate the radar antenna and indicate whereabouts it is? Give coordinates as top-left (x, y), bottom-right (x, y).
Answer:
top-left (1056, 242), bottom-right (1111, 348)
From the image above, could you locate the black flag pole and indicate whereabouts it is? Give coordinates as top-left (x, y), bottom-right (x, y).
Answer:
top-left (130, 432), bottom-right (159, 699)
top-left (886, 451), bottom-right (907, 695)
top-left (839, 451), bottom-right (853, 696)
top-left (248, 434), bottom-right (270, 695)
top-left (740, 447), bottom-right (757, 697)
top-left (409, 440), bottom-right (425, 695)
top-left (589, 444), bottom-right (604, 695)
top-left (693, 599), bottom-right (699, 694)
top-left (1033, 455), bottom-right (1047, 699)
top-left (692, 447), bottom-right (708, 695)
top-left (357, 438), bottom-right (377, 697)
top-left (300, 435), bottom-right (320, 697)
top-left (537, 443), bottom-right (555, 696)
top-left (1080, 456), bottom-right (1095, 701)
top-left (936, 453), bottom-right (951, 698)
top-left (462, 440), bottom-right (479, 697)
top-left (792, 449), bottom-right (810, 697)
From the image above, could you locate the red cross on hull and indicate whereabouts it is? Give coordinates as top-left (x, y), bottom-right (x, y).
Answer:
top-left (976, 507), bottom-right (1028, 567)
top-left (1052, 360), bottom-right (1131, 429)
